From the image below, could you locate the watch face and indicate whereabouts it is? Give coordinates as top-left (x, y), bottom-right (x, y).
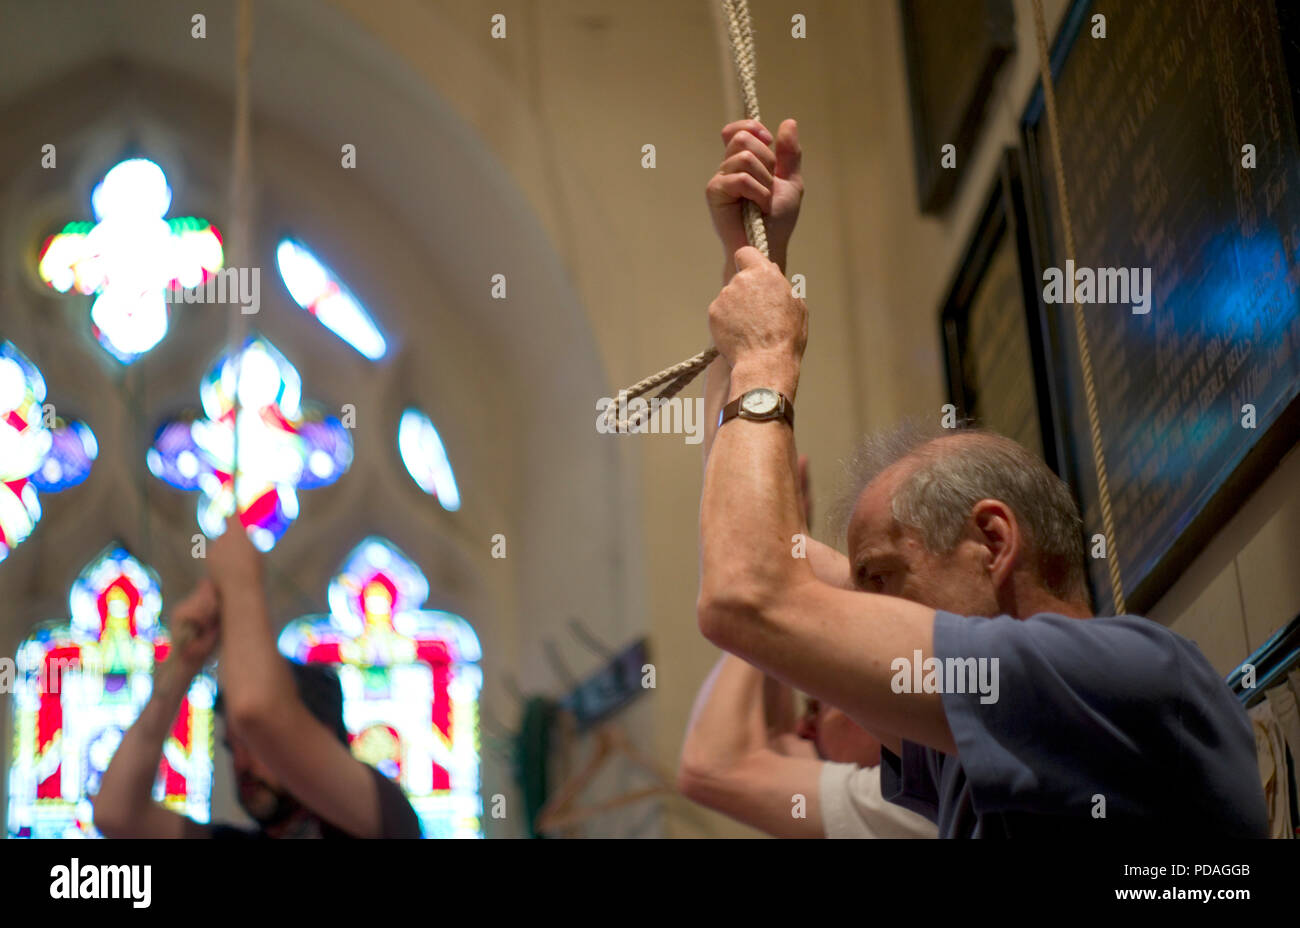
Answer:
top-left (741, 388), bottom-right (779, 416)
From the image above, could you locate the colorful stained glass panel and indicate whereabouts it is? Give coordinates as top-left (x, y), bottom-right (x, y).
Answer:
top-left (277, 537), bottom-right (481, 838)
top-left (6, 546), bottom-right (215, 838)
top-left (37, 158), bottom-right (224, 363)
top-left (0, 341), bottom-right (97, 563)
top-left (147, 336), bottom-right (352, 551)
top-left (276, 239), bottom-right (386, 360)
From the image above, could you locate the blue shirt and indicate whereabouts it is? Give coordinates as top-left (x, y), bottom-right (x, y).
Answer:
top-left (880, 611), bottom-right (1268, 838)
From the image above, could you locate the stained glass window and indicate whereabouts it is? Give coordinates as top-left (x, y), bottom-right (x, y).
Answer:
top-left (277, 537), bottom-right (482, 838)
top-left (146, 335), bottom-right (353, 551)
top-left (0, 341), bottom-right (97, 563)
top-left (276, 238), bottom-right (386, 360)
top-left (37, 158), bottom-right (224, 363)
top-left (398, 408), bottom-right (460, 511)
top-left (6, 546), bottom-right (215, 838)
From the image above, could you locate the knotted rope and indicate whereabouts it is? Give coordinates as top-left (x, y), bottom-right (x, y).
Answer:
top-left (1030, 0), bottom-right (1126, 614)
top-left (604, 0), bottom-right (769, 432)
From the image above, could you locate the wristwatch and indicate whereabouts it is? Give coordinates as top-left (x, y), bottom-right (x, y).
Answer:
top-left (718, 388), bottom-right (795, 429)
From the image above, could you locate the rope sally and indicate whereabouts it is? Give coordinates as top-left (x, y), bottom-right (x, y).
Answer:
top-left (603, 0), bottom-right (769, 433)
top-left (1030, 0), bottom-right (1126, 614)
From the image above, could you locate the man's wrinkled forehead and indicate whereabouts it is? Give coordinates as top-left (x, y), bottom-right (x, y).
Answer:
top-left (846, 459), bottom-right (916, 557)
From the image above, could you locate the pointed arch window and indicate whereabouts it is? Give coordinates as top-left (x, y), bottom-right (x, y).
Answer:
top-left (277, 538), bottom-right (482, 838)
top-left (6, 546), bottom-right (215, 838)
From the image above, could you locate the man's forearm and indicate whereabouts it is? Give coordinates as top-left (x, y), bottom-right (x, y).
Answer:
top-left (680, 654), bottom-right (772, 781)
top-left (805, 536), bottom-right (854, 589)
top-left (763, 675), bottom-right (798, 738)
top-left (217, 584), bottom-right (298, 726)
top-left (95, 659), bottom-right (191, 832)
top-left (700, 355), bottom-right (807, 617)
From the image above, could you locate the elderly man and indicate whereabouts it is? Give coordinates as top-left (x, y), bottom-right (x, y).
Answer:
top-left (678, 116), bottom-right (932, 838)
top-left (695, 192), bottom-right (1267, 835)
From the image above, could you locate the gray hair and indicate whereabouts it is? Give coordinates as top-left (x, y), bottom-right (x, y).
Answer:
top-left (829, 420), bottom-right (1087, 600)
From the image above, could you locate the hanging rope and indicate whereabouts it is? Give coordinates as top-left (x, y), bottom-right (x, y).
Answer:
top-left (603, 0), bottom-right (769, 432)
top-left (226, 0), bottom-right (254, 517)
top-left (171, 0), bottom-right (254, 654)
top-left (1030, 0), bottom-right (1126, 614)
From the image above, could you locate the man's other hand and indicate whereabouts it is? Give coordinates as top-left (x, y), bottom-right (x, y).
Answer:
top-left (169, 579), bottom-right (221, 671)
top-left (707, 118), bottom-right (803, 264)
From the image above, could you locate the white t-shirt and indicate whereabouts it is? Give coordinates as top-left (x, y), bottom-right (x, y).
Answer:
top-left (819, 761), bottom-right (937, 839)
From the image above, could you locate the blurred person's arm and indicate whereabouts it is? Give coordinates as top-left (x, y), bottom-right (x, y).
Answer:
top-left (209, 519), bottom-right (388, 838)
top-left (95, 583), bottom-right (218, 838)
top-left (678, 652), bottom-right (829, 837)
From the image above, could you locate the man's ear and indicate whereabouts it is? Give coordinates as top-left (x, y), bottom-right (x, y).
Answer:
top-left (970, 499), bottom-right (1019, 587)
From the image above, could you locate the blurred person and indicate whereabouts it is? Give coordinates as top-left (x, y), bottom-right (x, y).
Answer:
top-left (680, 654), bottom-right (936, 838)
top-left (96, 521), bottom-right (421, 838)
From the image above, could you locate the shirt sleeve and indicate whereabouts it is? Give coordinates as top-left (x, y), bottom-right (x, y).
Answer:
top-left (877, 741), bottom-right (941, 823)
top-left (932, 610), bottom-right (1197, 820)
top-left (819, 761), bottom-right (937, 838)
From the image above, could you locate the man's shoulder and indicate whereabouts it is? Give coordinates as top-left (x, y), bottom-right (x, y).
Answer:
top-left (937, 609), bottom-right (1229, 705)
top-left (941, 609), bottom-right (1200, 659)
top-left (1027, 612), bottom-right (1219, 676)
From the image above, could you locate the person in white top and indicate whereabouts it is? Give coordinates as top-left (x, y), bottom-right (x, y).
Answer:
top-left (679, 652), bottom-right (936, 839)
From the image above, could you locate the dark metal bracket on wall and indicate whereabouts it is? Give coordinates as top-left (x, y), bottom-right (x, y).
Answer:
top-left (1228, 613), bottom-right (1300, 708)
top-left (556, 620), bottom-right (651, 733)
